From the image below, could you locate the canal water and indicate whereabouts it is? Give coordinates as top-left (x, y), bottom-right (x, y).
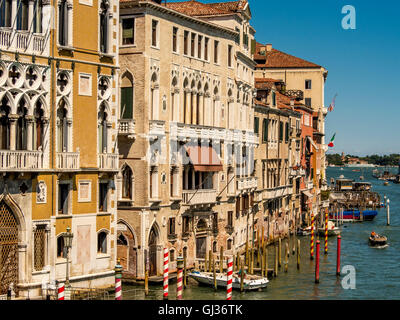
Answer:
top-left (122, 167), bottom-right (400, 300)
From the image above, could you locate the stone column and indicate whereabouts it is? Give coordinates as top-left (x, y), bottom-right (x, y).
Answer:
top-left (106, 121), bottom-right (113, 153)
top-left (198, 93), bottom-right (203, 125)
top-left (9, 115), bottom-right (18, 151)
top-left (185, 89), bottom-right (191, 124)
top-left (28, 0), bottom-right (34, 30)
top-left (26, 116), bottom-right (34, 151)
top-left (11, 0), bottom-right (17, 26)
top-left (67, 3), bottom-right (73, 47)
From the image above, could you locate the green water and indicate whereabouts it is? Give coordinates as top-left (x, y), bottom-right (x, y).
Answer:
top-left (122, 167), bottom-right (400, 300)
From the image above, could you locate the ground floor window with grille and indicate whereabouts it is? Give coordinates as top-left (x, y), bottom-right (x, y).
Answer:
top-left (99, 182), bottom-right (108, 212)
top-left (34, 225), bottom-right (46, 271)
top-left (168, 217), bottom-right (176, 236)
top-left (196, 236), bottom-right (206, 259)
top-left (57, 236), bottom-right (65, 258)
top-left (98, 231), bottom-right (108, 254)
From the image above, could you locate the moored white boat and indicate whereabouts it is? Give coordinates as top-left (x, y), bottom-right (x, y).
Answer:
top-left (318, 221), bottom-right (341, 236)
top-left (189, 271), bottom-right (269, 291)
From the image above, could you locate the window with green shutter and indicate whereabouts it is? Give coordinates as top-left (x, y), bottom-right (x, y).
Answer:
top-left (279, 121), bottom-right (283, 141)
top-left (263, 119), bottom-right (268, 143)
top-left (254, 117), bottom-right (259, 134)
top-left (285, 122), bottom-right (289, 143)
top-left (121, 87), bottom-right (133, 119)
top-left (251, 39), bottom-right (256, 55)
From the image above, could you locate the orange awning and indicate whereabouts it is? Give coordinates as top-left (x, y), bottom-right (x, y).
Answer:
top-left (185, 145), bottom-right (223, 172)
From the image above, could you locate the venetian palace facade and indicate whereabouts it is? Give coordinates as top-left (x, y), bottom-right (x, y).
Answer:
top-left (0, 0), bottom-right (119, 297)
top-left (0, 0), bottom-right (329, 296)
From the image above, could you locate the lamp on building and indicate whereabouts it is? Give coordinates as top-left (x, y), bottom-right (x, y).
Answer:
top-left (63, 226), bottom-right (73, 288)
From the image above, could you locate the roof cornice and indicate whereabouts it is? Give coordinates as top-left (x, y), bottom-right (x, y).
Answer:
top-left (120, 1), bottom-right (238, 36)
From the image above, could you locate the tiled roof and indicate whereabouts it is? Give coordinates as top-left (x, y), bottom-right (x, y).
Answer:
top-left (255, 78), bottom-right (280, 90)
top-left (164, 0), bottom-right (247, 17)
top-left (255, 42), bottom-right (321, 68)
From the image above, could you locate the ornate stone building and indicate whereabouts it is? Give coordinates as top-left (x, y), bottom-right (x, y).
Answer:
top-left (0, 0), bottom-right (119, 298)
top-left (117, 0), bottom-right (258, 279)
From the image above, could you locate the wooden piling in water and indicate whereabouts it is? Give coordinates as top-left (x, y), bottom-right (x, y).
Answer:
top-left (250, 248), bottom-right (254, 274)
top-left (183, 255), bottom-right (187, 288)
top-left (297, 239), bottom-right (300, 270)
top-left (292, 235), bottom-right (296, 255)
top-left (261, 247), bottom-right (265, 277)
top-left (220, 246), bottom-right (224, 273)
top-left (387, 199), bottom-right (390, 225)
top-left (264, 244), bottom-right (268, 276)
top-left (240, 260), bottom-right (244, 292)
top-left (213, 257), bottom-right (217, 291)
top-left (145, 270), bottom-right (149, 296)
top-left (208, 250), bottom-right (212, 272)
top-left (315, 240), bottom-right (320, 283)
top-left (274, 245), bottom-right (278, 277)
top-left (284, 242), bottom-right (289, 273)
top-left (236, 252), bottom-right (240, 273)
top-left (245, 242), bottom-right (249, 267)
top-left (278, 238), bottom-right (282, 268)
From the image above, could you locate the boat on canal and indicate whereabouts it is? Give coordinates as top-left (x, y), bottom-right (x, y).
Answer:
top-left (189, 271), bottom-right (269, 291)
top-left (318, 221), bottom-right (341, 236)
top-left (329, 209), bottom-right (378, 222)
top-left (368, 233), bottom-right (388, 247)
top-left (297, 225), bottom-right (312, 236)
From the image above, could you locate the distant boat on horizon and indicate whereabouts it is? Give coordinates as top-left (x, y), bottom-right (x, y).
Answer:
top-left (345, 164), bottom-right (376, 168)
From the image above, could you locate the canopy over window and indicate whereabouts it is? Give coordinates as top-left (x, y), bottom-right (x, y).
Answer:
top-left (185, 145), bottom-right (223, 172)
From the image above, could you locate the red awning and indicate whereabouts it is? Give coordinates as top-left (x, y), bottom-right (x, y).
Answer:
top-left (185, 145), bottom-right (223, 172)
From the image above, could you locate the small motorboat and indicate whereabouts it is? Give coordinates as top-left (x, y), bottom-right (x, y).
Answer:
top-left (189, 271), bottom-right (269, 291)
top-left (318, 221), bottom-right (341, 236)
top-left (384, 181), bottom-right (389, 186)
top-left (368, 233), bottom-right (387, 247)
top-left (297, 226), bottom-right (312, 236)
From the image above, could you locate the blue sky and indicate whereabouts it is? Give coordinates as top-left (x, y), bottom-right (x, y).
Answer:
top-left (192, 0), bottom-right (400, 156)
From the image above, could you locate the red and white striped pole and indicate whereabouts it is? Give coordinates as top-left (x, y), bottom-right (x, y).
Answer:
top-left (176, 256), bottom-right (184, 300)
top-left (115, 259), bottom-right (123, 300)
top-left (226, 256), bottom-right (233, 300)
top-left (310, 213), bottom-right (315, 260)
top-left (57, 282), bottom-right (65, 300)
top-left (163, 248), bottom-right (169, 300)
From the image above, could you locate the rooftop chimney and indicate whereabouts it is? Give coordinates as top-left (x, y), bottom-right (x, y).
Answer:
top-left (266, 44), bottom-right (272, 52)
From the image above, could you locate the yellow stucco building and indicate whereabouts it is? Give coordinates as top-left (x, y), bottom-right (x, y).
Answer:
top-left (0, 0), bottom-right (119, 298)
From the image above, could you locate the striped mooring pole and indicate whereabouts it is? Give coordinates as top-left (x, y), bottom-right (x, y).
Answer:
top-left (226, 256), bottom-right (233, 300)
top-left (163, 248), bottom-right (169, 300)
top-left (115, 259), bottom-right (123, 300)
top-left (324, 209), bottom-right (328, 254)
top-left (176, 256), bottom-right (184, 300)
top-left (57, 282), bottom-right (65, 300)
top-left (310, 213), bottom-right (315, 260)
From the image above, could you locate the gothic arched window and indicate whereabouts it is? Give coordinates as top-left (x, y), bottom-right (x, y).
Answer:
top-left (16, 0), bottom-right (29, 31)
top-left (122, 165), bottom-right (133, 199)
top-left (0, 97), bottom-right (11, 150)
top-left (120, 73), bottom-right (134, 119)
top-left (0, 0), bottom-right (12, 28)
top-left (33, 101), bottom-right (44, 150)
top-left (57, 99), bottom-right (69, 152)
top-left (98, 104), bottom-right (108, 153)
top-left (16, 99), bottom-right (28, 150)
top-left (100, 0), bottom-right (110, 53)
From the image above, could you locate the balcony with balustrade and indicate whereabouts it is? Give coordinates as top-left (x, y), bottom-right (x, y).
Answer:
top-left (0, 28), bottom-right (48, 55)
top-left (0, 150), bottom-right (44, 171)
top-left (236, 176), bottom-right (258, 192)
top-left (118, 119), bottom-right (135, 139)
top-left (182, 189), bottom-right (217, 206)
top-left (56, 151), bottom-right (80, 171)
top-left (98, 153), bottom-right (119, 171)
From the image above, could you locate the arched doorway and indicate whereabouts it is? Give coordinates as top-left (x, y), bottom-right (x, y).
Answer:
top-left (117, 222), bottom-right (137, 279)
top-left (148, 226), bottom-right (158, 276)
top-left (0, 201), bottom-right (19, 295)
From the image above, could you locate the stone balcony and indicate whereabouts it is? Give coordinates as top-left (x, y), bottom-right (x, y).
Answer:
top-left (236, 176), bottom-right (258, 192)
top-left (56, 152), bottom-right (80, 171)
top-left (0, 150), bottom-right (44, 171)
top-left (118, 119), bottom-right (135, 138)
top-left (0, 28), bottom-right (48, 54)
top-left (182, 189), bottom-right (217, 205)
top-left (262, 185), bottom-right (293, 200)
top-left (98, 153), bottom-right (119, 171)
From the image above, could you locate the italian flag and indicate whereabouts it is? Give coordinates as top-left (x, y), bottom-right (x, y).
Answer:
top-left (328, 133), bottom-right (336, 147)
